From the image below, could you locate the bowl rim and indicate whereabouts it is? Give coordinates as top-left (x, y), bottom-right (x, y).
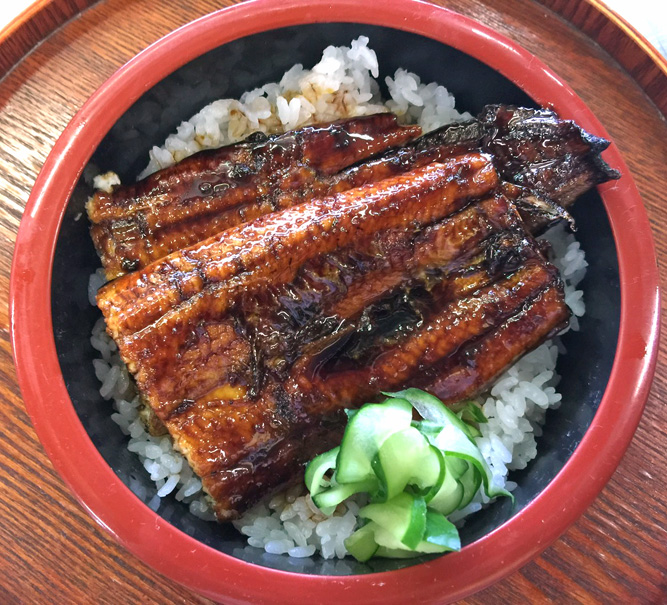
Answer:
top-left (9, 0), bottom-right (660, 602)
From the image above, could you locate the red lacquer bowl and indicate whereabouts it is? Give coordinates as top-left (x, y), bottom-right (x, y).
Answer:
top-left (9, 1), bottom-right (660, 603)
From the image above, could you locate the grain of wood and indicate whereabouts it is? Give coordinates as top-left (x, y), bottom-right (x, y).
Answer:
top-left (0, 0), bottom-right (664, 603)
top-left (542, 0), bottom-right (667, 114)
top-left (0, 0), bottom-right (96, 77)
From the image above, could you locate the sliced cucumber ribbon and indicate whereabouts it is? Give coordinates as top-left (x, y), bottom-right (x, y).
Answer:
top-left (303, 389), bottom-right (512, 561)
top-left (433, 423), bottom-right (512, 501)
top-left (373, 427), bottom-right (444, 501)
top-left (335, 397), bottom-right (412, 484)
top-left (385, 388), bottom-right (478, 443)
top-left (304, 446), bottom-right (339, 498)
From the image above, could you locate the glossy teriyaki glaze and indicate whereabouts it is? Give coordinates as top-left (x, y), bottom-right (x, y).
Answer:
top-left (88, 114), bottom-right (422, 278)
top-left (88, 105), bottom-right (617, 281)
top-left (95, 152), bottom-right (571, 519)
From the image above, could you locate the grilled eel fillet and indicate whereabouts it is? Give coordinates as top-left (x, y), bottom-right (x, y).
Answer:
top-left (88, 113), bottom-right (422, 279)
top-left (97, 155), bottom-right (571, 519)
top-left (88, 105), bottom-right (619, 278)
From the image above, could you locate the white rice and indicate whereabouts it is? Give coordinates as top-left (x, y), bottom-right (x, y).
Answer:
top-left (92, 171), bottom-right (121, 193)
top-left (89, 38), bottom-right (588, 559)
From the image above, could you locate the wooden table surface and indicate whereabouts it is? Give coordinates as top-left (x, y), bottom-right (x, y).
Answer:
top-left (1, 0), bottom-right (665, 602)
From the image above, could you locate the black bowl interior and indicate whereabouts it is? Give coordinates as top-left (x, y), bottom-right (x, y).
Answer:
top-left (52, 23), bottom-right (620, 576)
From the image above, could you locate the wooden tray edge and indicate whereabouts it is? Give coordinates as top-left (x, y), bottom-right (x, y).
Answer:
top-left (0, 0), bottom-right (98, 79)
top-left (538, 0), bottom-right (667, 115)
